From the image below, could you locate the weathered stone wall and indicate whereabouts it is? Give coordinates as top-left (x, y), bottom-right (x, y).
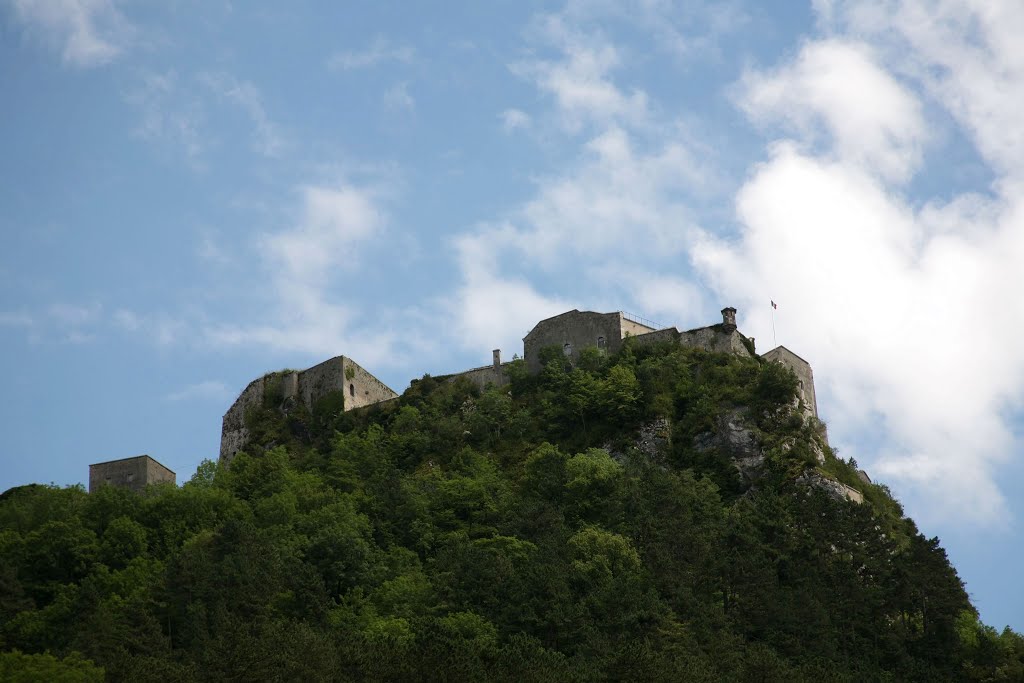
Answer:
top-left (342, 357), bottom-right (401, 410)
top-left (220, 356), bottom-right (400, 466)
top-left (678, 326), bottom-right (754, 358)
top-left (145, 457), bottom-right (176, 487)
top-left (447, 363), bottom-right (510, 390)
top-left (621, 317), bottom-right (656, 338)
top-left (297, 357), bottom-right (346, 410)
top-left (524, 310), bottom-right (757, 374)
top-left (629, 327), bottom-right (681, 348)
top-left (523, 310), bottom-right (626, 374)
top-left (762, 346), bottom-right (818, 419)
top-left (89, 455), bottom-right (175, 493)
top-left (219, 376), bottom-right (266, 465)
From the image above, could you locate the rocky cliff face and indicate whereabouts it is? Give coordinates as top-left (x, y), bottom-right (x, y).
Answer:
top-left (693, 408), bottom-right (766, 484)
top-left (692, 408), bottom-right (861, 503)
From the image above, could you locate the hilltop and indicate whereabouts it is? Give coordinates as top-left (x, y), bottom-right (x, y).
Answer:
top-left (2, 338), bottom-right (1023, 681)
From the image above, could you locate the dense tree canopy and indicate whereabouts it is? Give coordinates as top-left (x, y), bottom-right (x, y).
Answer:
top-left (2, 341), bottom-right (1021, 681)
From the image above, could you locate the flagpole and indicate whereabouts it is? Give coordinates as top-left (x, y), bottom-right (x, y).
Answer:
top-left (771, 301), bottom-right (777, 347)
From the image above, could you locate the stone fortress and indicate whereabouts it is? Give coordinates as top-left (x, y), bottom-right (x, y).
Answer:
top-left (86, 306), bottom-right (867, 503)
top-left (217, 307), bottom-right (822, 467)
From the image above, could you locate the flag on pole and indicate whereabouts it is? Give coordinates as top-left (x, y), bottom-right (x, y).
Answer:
top-left (771, 300), bottom-right (777, 309)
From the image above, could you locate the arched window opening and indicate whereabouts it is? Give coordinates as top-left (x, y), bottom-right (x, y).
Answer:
top-left (349, 383), bottom-right (355, 397)
top-left (597, 336), bottom-right (606, 350)
top-left (563, 342), bottom-right (572, 356)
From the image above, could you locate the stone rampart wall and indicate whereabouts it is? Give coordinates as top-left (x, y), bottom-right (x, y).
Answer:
top-left (447, 363), bottom-right (510, 390)
top-left (343, 358), bottom-right (401, 410)
top-left (629, 327), bottom-right (680, 347)
top-left (297, 357), bottom-right (346, 409)
top-left (621, 317), bottom-right (656, 337)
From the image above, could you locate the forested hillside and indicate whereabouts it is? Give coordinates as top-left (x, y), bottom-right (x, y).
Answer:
top-left (2, 341), bottom-right (1022, 681)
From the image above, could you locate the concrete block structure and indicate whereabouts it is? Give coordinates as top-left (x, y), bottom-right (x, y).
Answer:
top-left (219, 355), bottom-right (399, 466)
top-left (89, 455), bottom-right (175, 493)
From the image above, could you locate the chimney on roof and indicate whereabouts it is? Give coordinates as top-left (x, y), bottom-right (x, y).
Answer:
top-left (721, 307), bottom-right (737, 332)
top-left (493, 349), bottom-right (501, 369)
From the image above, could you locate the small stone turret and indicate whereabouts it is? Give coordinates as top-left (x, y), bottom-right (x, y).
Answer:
top-left (492, 349), bottom-right (501, 369)
top-left (721, 307), bottom-right (737, 332)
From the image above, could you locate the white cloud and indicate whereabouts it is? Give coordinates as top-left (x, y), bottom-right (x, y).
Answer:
top-left (443, 229), bottom-right (571, 357)
top-left (125, 71), bottom-right (205, 165)
top-left (199, 73), bottom-right (286, 158)
top-left (453, 125), bottom-right (706, 278)
top-left (512, 15), bottom-right (649, 133)
top-left (197, 231), bottom-right (234, 267)
top-left (165, 380), bottom-right (232, 403)
top-left (113, 309), bottom-right (185, 346)
top-left (692, 1), bottom-right (1024, 524)
top-left (443, 4), bottom-right (724, 356)
top-left (260, 184), bottom-right (382, 289)
top-left (500, 108), bottom-right (531, 133)
top-left (739, 39), bottom-right (927, 182)
top-left (557, 0), bottom-right (749, 65)
top-left (0, 312), bottom-right (34, 328)
top-left (48, 302), bottom-right (101, 326)
top-left (628, 275), bottom-right (707, 328)
top-left (819, 0), bottom-right (1024, 180)
top-left (0, 302), bottom-right (104, 343)
top-left (383, 82), bottom-right (414, 113)
top-left (694, 144), bottom-right (1024, 525)
top-left (10, 0), bottom-right (132, 67)
top-left (328, 36), bottom-right (414, 71)
top-left (445, 0), bottom-right (1024, 529)
top-left (202, 182), bottom-right (400, 365)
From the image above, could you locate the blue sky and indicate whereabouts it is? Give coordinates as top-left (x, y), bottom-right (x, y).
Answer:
top-left (2, 0), bottom-right (1023, 630)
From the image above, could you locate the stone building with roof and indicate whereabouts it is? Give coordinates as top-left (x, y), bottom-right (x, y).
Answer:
top-left (89, 455), bottom-right (175, 493)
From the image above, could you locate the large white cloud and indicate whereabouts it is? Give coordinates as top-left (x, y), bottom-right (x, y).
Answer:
top-left (203, 182), bottom-right (401, 366)
top-left (9, 0), bottom-right (132, 67)
top-left (697, 0), bottom-right (1024, 525)
top-left (739, 39), bottom-right (927, 182)
top-left (695, 144), bottom-right (1024, 523)
top-left (817, 0), bottom-right (1024, 177)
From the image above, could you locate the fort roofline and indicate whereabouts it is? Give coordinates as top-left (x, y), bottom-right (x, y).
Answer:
top-left (216, 306), bottom-right (823, 465)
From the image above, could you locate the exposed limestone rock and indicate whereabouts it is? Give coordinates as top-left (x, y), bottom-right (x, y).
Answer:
top-left (693, 409), bottom-right (765, 483)
top-left (634, 418), bottom-right (671, 459)
top-left (797, 471), bottom-right (864, 504)
top-left (602, 417), bottom-right (671, 464)
top-left (777, 435), bottom-right (827, 464)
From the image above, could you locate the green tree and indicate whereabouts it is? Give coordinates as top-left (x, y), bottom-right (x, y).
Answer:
top-left (0, 650), bottom-right (103, 682)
